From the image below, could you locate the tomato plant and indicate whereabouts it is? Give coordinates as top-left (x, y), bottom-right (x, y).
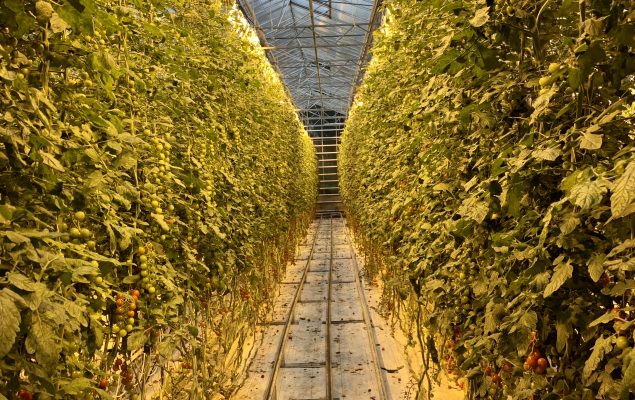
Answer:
top-left (341, 0), bottom-right (635, 398)
top-left (0, 0), bottom-right (317, 398)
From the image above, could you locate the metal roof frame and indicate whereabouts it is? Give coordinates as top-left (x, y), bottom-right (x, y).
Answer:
top-left (237, 0), bottom-right (381, 122)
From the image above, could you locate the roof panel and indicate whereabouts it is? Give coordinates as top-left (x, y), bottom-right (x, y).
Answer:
top-left (238, 0), bottom-right (380, 123)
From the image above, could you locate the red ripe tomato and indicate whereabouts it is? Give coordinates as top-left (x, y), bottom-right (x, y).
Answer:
top-left (99, 378), bottom-right (109, 389)
top-left (18, 390), bottom-right (32, 400)
top-left (502, 361), bottom-right (513, 372)
top-left (598, 272), bottom-right (611, 287)
top-left (526, 355), bottom-right (538, 368)
top-left (537, 358), bottom-right (548, 369)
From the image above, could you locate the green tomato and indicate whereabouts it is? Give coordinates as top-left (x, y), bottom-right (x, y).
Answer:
top-left (548, 63), bottom-right (561, 74)
top-left (539, 76), bottom-right (552, 87)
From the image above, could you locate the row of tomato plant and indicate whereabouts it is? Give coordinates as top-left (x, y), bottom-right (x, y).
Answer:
top-left (0, 0), bottom-right (317, 399)
top-left (341, 0), bottom-right (634, 398)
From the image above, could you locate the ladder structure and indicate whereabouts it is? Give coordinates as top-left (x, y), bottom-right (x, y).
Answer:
top-left (301, 109), bottom-right (344, 213)
top-left (236, 0), bottom-right (384, 214)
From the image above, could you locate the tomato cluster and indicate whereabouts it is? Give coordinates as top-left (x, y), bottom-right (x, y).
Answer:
top-left (0, 0), bottom-right (317, 398)
top-left (112, 290), bottom-right (140, 338)
top-left (340, 0), bottom-right (635, 398)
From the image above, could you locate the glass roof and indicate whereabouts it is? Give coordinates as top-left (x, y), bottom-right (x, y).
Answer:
top-left (238, 0), bottom-right (380, 134)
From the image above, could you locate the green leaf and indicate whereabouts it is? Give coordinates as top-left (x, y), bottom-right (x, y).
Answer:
top-left (0, 204), bottom-right (15, 224)
top-left (589, 311), bottom-right (615, 327)
top-left (519, 310), bottom-right (537, 330)
top-left (544, 261), bottom-right (573, 298)
top-left (555, 319), bottom-right (571, 353)
top-left (0, 290), bottom-right (21, 357)
top-left (26, 317), bottom-right (61, 369)
top-left (608, 239), bottom-right (635, 258)
top-left (92, 387), bottom-right (113, 399)
top-left (432, 183), bottom-right (452, 191)
top-left (50, 12), bottom-right (70, 33)
top-left (122, 275), bottom-right (138, 284)
top-left (157, 339), bottom-right (177, 358)
top-left (587, 253), bottom-right (605, 282)
top-left (569, 179), bottom-right (607, 210)
top-left (568, 67), bottom-right (583, 89)
top-left (532, 146), bottom-right (561, 161)
top-left (559, 214), bottom-right (580, 235)
top-left (469, 7), bottom-right (490, 27)
top-left (7, 272), bottom-right (37, 291)
top-left (39, 150), bottom-right (66, 172)
top-left (583, 336), bottom-right (611, 381)
top-left (3, 0), bottom-right (36, 36)
top-left (505, 177), bottom-right (524, 218)
top-left (580, 131), bottom-right (603, 150)
top-left (61, 377), bottom-right (92, 395)
top-left (127, 330), bottom-right (147, 351)
top-left (623, 349), bottom-right (635, 389)
top-left (3, 231), bottom-right (29, 243)
top-left (458, 196), bottom-right (489, 223)
top-left (611, 160), bottom-right (635, 219)
top-left (530, 88), bottom-right (556, 123)
top-left (151, 213), bottom-right (170, 232)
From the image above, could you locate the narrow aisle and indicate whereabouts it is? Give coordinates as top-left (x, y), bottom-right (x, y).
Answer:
top-left (234, 215), bottom-right (412, 400)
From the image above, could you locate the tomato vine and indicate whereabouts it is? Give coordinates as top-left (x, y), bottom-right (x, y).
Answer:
top-left (0, 0), bottom-right (317, 398)
top-left (341, 0), bottom-right (635, 398)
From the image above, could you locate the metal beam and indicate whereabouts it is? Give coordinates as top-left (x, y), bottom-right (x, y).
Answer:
top-left (290, 0), bottom-right (330, 18)
top-left (296, 108), bottom-right (348, 112)
top-left (349, 0), bottom-right (383, 108)
top-left (277, 64), bottom-right (357, 69)
top-left (296, 95), bottom-right (350, 99)
top-left (259, 22), bottom-right (369, 29)
top-left (302, 117), bottom-right (346, 121)
top-left (307, 0), bottom-right (325, 111)
top-left (270, 42), bottom-right (361, 49)
top-left (267, 33), bottom-right (365, 40)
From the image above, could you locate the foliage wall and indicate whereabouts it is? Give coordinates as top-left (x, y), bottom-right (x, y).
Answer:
top-left (0, 0), bottom-right (317, 398)
top-left (341, 0), bottom-right (635, 398)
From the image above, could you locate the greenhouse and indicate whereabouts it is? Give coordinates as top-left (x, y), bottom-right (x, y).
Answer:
top-left (0, 0), bottom-right (634, 399)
